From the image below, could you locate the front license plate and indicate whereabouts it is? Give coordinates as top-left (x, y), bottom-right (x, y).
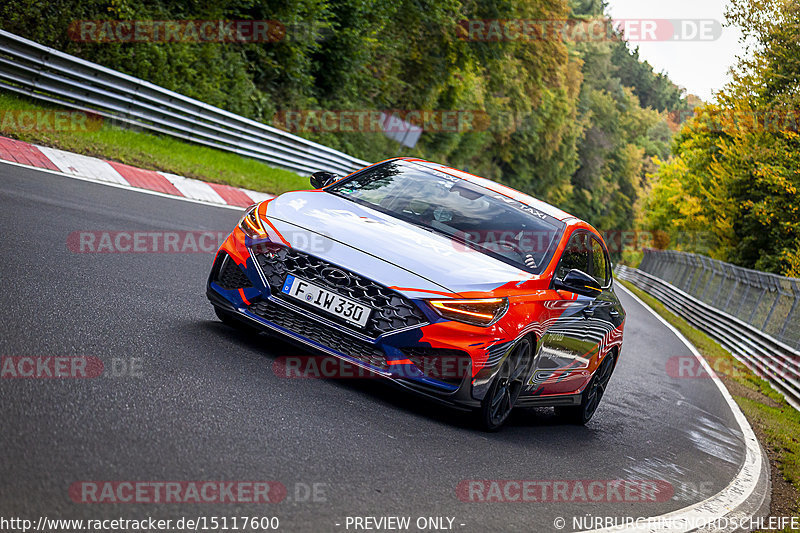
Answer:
top-left (281, 274), bottom-right (371, 328)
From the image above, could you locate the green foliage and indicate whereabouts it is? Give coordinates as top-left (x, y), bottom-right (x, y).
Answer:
top-left (646, 0), bottom-right (800, 276)
top-left (611, 42), bottom-right (688, 113)
top-left (0, 0), bottom-right (688, 236)
top-left (567, 0), bottom-right (679, 238)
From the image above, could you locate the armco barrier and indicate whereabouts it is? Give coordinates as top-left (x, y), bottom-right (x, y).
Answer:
top-left (639, 248), bottom-right (800, 350)
top-left (616, 264), bottom-right (800, 411)
top-left (0, 30), bottom-right (369, 176)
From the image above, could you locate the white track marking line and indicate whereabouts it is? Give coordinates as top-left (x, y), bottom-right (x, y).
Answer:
top-left (0, 159), bottom-right (243, 211)
top-left (579, 283), bottom-right (768, 533)
top-left (160, 172), bottom-right (227, 204)
top-left (36, 146), bottom-right (128, 185)
top-left (244, 189), bottom-right (275, 202)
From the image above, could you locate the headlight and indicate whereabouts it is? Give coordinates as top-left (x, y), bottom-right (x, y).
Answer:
top-left (427, 297), bottom-right (509, 327)
top-left (238, 203), bottom-right (267, 239)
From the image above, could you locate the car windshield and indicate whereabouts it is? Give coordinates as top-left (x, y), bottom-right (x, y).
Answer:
top-left (327, 160), bottom-right (565, 274)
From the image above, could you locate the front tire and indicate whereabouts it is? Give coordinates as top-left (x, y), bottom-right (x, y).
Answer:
top-left (477, 337), bottom-right (532, 431)
top-left (555, 352), bottom-right (616, 425)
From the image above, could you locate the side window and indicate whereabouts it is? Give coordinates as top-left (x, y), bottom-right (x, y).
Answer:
top-left (555, 232), bottom-right (591, 280)
top-left (590, 238), bottom-right (610, 286)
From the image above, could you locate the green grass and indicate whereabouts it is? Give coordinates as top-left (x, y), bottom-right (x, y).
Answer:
top-left (0, 90), bottom-right (309, 194)
top-left (618, 278), bottom-right (800, 524)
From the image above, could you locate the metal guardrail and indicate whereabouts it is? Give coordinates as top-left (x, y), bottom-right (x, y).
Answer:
top-left (639, 248), bottom-right (800, 350)
top-left (616, 263), bottom-right (800, 411)
top-left (0, 30), bottom-right (369, 176)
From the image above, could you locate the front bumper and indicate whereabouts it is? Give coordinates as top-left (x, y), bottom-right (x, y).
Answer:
top-left (207, 281), bottom-right (487, 408)
top-left (206, 238), bottom-right (506, 407)
top-left (207, 236), bottom-right (584, 410)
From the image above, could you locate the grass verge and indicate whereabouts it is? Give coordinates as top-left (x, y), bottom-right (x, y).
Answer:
top-left (0, 90), bottom-right (309, 194)
top-left (618, 278), bottom-right (800, 528)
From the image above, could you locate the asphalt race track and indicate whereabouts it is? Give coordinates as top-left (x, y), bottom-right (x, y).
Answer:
top-left (0, 162), bottom-right (751, 532)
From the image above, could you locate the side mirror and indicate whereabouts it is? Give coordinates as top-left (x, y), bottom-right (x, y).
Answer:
top-left (553, 269), bottom-right (602, 297)
top-left (310, 171), bottom-right (339, 189)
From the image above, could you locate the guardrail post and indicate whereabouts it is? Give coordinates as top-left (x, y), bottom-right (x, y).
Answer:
top-left (656, 251), bottom-right (664, 275)
top-left (668, 252), bottom-right (681, 284)
top-left (658, 251), bottom-right (671, 280)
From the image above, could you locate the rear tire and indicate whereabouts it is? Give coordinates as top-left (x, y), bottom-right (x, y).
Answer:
top-left (477, 337), bottom-right (532, 431)
top-left (555, 352), bottom-right (616, 425)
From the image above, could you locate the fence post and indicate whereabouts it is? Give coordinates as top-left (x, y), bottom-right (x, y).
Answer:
top-left (779, 279), bottom-right (800, 342)
top-left (723, 277), bottom-right (739, 312)
top-left (713, 265), bottom-right (729, 307)
top-left (679, 254), bottom-right (695, 291)
top-left (736, 270), bottom-right (756, 319)
top-left (748, 277), bottom-right (767, 324)
top-left (690, 255), bottom-right (707, 295)
top-left (763, 289), bottom-right (783, 331)
top-left (701, 258), bottom-right (720, 301)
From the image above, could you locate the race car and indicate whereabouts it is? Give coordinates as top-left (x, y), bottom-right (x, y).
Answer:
top-left (207, 158), bottom-right (625, 430)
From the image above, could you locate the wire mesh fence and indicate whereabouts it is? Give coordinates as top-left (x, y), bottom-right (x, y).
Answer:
top-left (639, 249), bottom-right (800, 350)
top-left (616, 263), bottom-right (800, 411)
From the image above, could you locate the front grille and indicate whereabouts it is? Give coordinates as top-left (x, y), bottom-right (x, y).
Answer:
top-left (216, 255), bottom-right (252, 290)
top-left (253, 247), bottom-right (428, 337)
top-left (401, 347), bottom-right (471, 385)
top-left (249, 299), bottom-right (388, 370)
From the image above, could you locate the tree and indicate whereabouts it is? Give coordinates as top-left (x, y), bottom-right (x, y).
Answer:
top-left (645, 0), bottom-right (800, 275)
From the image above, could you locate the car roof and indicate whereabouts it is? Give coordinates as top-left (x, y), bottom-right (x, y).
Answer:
top-left (397, 158), bottom-right (579, 223)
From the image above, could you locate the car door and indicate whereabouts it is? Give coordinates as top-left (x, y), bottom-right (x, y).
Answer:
top-left (586, 236), bottom-right (624, 350)
top-left (533, 230), bottom-right (598, 388)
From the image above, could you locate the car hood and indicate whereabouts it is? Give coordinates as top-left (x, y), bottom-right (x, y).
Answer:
top-left (259, 190), bottom-right (534, 297)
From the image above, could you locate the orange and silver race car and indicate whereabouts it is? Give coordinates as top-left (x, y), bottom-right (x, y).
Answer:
top-left (207, 158), bottom-right (625, 430)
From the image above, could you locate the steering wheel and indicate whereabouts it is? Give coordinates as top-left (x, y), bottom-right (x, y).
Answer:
top-left (497, 239), bottom-right (526, 256)
top-left (496, 239), bottom-right (537, 269)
